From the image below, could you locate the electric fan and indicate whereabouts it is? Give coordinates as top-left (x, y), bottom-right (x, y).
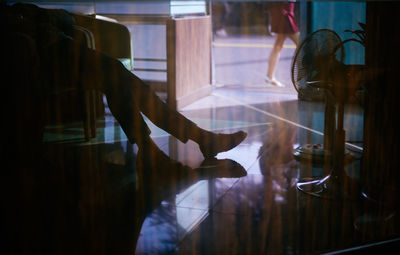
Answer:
top-left (291, 28), bottom-right (363, 199)
top-left (291, 29), bottom-right (346, 164)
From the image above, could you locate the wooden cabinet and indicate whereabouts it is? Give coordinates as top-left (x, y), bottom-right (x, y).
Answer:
top-left (166, 16), bottom-right (212, 109)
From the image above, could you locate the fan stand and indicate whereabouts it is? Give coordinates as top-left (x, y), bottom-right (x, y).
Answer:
top-left (293, 86), bottom-right (355, 165)
top-left (293, 91), bottom-right (335, 164)
top-left (297, 96), bottom-right (360, 200)
top-left (292, 29), bottom-right (364, 200)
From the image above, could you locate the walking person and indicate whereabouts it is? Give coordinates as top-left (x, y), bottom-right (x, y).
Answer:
top-left (265, 1), bottom-right (299, 87)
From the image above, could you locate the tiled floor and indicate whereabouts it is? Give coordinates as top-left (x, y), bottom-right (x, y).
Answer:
top-left (39, 82), bottom-right (400, 254)
top-left (15, 35), bottom-right (398, 254)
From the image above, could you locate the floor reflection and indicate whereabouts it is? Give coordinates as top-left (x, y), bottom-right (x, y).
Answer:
top-left (6, 85), bottom-right (400, 254)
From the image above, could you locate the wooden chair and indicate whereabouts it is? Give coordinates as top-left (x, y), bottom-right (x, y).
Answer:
top-left (73, 14), bottom-right (133, 141)
top-left (45, 14), bottom-right (133, 142)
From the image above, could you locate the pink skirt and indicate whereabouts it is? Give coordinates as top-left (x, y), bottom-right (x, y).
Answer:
top-left (270, 2), bottom-right (299, 34)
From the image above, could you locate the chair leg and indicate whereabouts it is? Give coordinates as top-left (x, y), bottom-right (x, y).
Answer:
top-left (82, 90), bottom-right (97, 141)
top-left (89, 91), bottom-right (97, 138)
top-left (83, 121), bottom-right (90, 141)
top-left (83, 91), bottom-right (91, 141)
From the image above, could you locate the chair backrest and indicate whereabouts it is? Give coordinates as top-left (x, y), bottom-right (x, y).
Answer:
top-left (73, 25), bottom-right (96, 50)
top-left (72, 14), bottom-right (133, 69)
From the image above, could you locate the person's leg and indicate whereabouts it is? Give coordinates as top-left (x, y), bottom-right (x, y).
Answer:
top-left (126, 74), bottom-right (247, 157)
top-left (84, 48), bottom-right (246, 157)
top-left (128, 75), bottom-right (196, 143)
top-left (76, 44), bottom-right (246, 157)
top-left (267, 33), bottom-right (287, 80)
top-left (288, 32), bottom-right (300, 47)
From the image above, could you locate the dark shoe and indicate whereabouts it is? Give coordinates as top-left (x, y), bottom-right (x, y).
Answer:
top-left (197, 158), bottom-right (247, 179)
top-left (199, 131), bottom-right (247, 158)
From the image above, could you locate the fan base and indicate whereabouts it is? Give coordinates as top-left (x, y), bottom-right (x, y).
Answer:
top-left (297, 174), bottom-right (360, 200)
top-left (293, 144), bottom-right (331, 164)
top-left (293, 144), bottom-right (354, 165)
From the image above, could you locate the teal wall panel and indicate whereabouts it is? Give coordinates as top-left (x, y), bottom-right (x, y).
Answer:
top-left (311, 1), bottom-right (366, 65)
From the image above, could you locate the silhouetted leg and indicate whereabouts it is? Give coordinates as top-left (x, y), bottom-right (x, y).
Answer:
top-left (116, 66), bottom-right (248, 158)
top-left (129, 75), bottom-right (196, 143)
top-left (73, 44), bottom-right (247, 157)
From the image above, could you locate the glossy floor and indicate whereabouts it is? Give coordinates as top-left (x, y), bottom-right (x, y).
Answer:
top-left (38, 84), bottom-right (399, 254)
top-left (11, 35), bottom-right (397, 255)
